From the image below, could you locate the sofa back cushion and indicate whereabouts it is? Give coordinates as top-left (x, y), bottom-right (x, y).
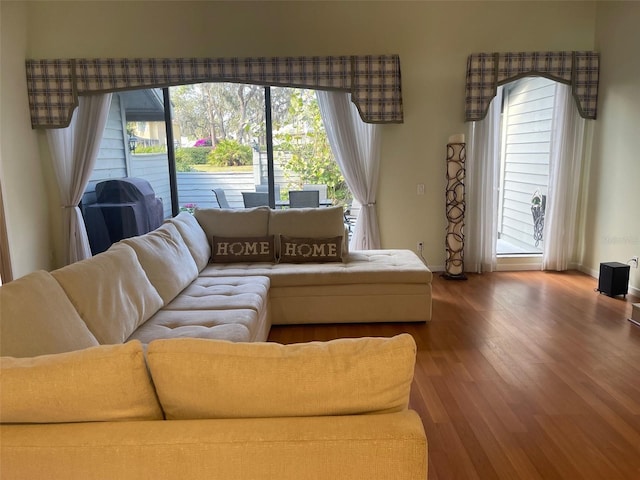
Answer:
top-left (165, 212), bottom-right (211, 271)
top-left (0, 271), bottom-right (99, 358)
top-left (0, 341), bottom-right (163, 423)
top-left (268, 206), bottom-right (347, 257)
top-left (147, 333), bottom-right (416, 420)
top-left (122, 223), bottom-right (198, 305)
top-left (194, 207), bottom-right (271, 255)
top-left (51, 244), bottom-right (163, 344)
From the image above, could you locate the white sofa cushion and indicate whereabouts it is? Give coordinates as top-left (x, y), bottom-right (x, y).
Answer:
top-left (0, 341), bottom-right (163, 424)
top-left (165, 211), bottom-right (211, 271)
top-left (194, 206), bottom-right (270, 242)
top-left (130, 276), bottom-right (272, 344)
top-left (129, 309), bottom-right (263, 344)
top-left (165, 276), bottom-right (269, 313)
top-left (122, 223), bottom-right (198, 306)
top-left (146, 333), bottom-right (416, 420)
top-left (52, 244), bottom-right (164, 344)
top-left (0, 271), bottom-right (99, 358)
top-left (200, 250), bottom-right (432, 287)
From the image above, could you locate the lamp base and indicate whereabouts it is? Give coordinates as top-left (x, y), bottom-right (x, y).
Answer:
top-left (441, 272), bottom-right (468, 281)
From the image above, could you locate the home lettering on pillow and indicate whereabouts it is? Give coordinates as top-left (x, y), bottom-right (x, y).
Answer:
top-left (216, 240), bottom-right (271, 257)
top-left (211, 236), bottom-right (275, 263)
top-left (279, 236), bottom-right (343, 263)
top-left (283, 240), bottom-right (336, 258)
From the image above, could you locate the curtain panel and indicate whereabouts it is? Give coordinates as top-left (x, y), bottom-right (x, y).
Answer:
top-left (465, 87), bottom-right (503, 273)
top-left (542, 84), bottom-right (586, 271)
top-left (465, 51), bottom-right (599, 121)
top-left (26, 55), bottom-right (403, 129)
top-left (317, 91), bottom-right (382, 250)
top-left (46, 94), bottom-right (112, 264)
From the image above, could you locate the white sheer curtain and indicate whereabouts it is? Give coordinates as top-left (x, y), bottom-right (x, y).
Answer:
top-left (47, 94), bottom-right (112, 265)
top-left (466, 87), bottom-right (503, 273)
top-left (316, 91), bottom-right (382, 250)
top-left (542, 84), bottom-right (586, 270)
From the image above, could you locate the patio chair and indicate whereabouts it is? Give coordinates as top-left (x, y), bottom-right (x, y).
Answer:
top-left (302, 184), bottom-right (328, 202)
top-left (242, 192), bottom-right (269, 208)
top-left (288, 190), bottom-right (320, 208)
top-left (212, 188), bottom-right (231, 208)
top-left (255, 184), bottom-right (281, 200)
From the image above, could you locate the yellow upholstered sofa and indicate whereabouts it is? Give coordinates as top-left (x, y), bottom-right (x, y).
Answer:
top-left (0, 335), bottom-right (427, 479)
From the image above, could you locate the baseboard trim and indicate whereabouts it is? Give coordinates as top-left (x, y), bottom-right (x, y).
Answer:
top-left (496, 263), bottom-right (542, 272)
top-left (435, 261), bottom-right (639, 296)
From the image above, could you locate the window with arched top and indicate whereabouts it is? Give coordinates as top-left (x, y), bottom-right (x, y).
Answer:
top-left (465, 52), bottom-right (598, 272)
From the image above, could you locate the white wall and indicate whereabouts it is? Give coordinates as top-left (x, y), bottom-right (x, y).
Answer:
top-left (586, 1), bottom-right (640, 294)
top-left (0, 1), bottom-right (53, 278)
top-left (2, 1), bottom-right (600, 273)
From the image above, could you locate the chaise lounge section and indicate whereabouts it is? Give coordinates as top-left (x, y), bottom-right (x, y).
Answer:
top-left (194, 206), bottom-right (433, 325)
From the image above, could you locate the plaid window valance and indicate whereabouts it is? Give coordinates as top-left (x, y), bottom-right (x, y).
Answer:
top-left (465, 51), bottom-right (599, 121)
top-left (25, 55), bottom-right (403, 128)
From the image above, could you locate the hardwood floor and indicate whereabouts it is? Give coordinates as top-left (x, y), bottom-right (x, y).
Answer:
top-left (268, 270), bottom-right (640, 480)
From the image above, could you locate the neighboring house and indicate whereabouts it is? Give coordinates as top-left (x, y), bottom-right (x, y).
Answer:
top-left (86, 90), bottom-right (171, 219)
top-left (497, 77), bottom-right (556, 255)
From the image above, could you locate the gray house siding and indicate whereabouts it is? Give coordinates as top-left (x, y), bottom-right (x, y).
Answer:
top-left (84, 94), bottom-right (128, 204)
top-left (130, 154), bottom-right (172, 219)
top-left (498, 77), bottom-right (556, 253)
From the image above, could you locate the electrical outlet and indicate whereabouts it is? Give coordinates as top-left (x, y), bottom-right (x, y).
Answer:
top-left (417, 241), bottom-right (424, 252)
top-left (631, 256), bottom-right (639, 268)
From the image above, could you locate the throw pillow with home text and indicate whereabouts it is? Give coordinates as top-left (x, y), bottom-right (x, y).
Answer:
top-left (211, 236), bottom-right (275, 263)
top-left (279, 235), bottom-right (343, 263)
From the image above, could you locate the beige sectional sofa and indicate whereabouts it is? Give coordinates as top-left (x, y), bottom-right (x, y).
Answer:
top-left (1, 206), bottom-right (431, 357)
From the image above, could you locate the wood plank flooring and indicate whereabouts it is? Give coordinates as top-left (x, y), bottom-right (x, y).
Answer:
top-left (268, 270), bottom-right (640, 480)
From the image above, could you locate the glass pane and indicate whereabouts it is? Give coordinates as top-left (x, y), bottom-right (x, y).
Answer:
top-left (82, 90), bottom-right (170, 255)
top-left (170, 83), bottom-right (266, 210)
top-left (497, 77), bottom-right (555, 256)
top-left (270, 87), bottom-right (351, 210)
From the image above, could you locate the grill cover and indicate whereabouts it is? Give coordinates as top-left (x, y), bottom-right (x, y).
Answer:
top-left (85, 178), bottom-right (163, 254)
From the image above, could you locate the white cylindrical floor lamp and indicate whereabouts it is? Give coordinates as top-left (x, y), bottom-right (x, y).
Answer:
top-left (444, 134), bottom-right (467, 280)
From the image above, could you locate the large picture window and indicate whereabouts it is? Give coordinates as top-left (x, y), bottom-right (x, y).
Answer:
top-left (27, 54), bottom-right (397, 263)
top-left (81, 84), bottom-right (354, 254)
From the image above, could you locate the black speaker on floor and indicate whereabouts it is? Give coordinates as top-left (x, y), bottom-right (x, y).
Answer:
top-left (597, 262), bottom-right (630, 297)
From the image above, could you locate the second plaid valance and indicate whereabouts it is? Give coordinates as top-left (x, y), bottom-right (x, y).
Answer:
top-left (465, 51), bottom-right (599, 121)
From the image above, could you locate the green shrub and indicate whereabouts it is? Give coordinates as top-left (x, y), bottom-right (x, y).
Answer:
top-left (175, 147), bottom-right (212, 166)
top-left (207, 139), bottom-right (252, 167)
top-left (175, 153), bottom-right (194, 172)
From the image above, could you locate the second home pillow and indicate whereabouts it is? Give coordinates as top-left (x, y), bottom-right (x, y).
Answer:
top-left (211, 235), bottom-right (275, 263)
top-left (279, 235), bottom-right (343, 263)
